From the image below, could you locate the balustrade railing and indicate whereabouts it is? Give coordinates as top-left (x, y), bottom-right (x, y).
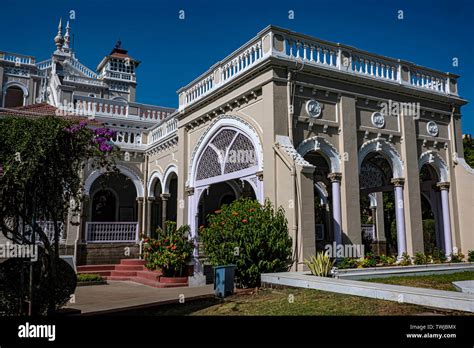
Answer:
top-left (64, 75), bottom-right (107, 87)
top-left (178, 26), bottom-right (459, 110)
top-left (21, 220), bottom-right (65, 244)
top-left (68, 58), bottom-right (98, 79)
top-left (85, 222), bottom-right (138, 243)
top-left (36, 59), bottom-right (53, 70)
top-left (0, 51), bottom-right (35, 65)
top-left (150, 117), bottom-right (178, 144)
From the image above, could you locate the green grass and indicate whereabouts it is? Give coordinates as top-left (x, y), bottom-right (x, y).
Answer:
top-left (77, 273), bottom-right (104, 282)
top-left (132, 287), bottom-right (470, 316)
top-left (364, 271), bottom-right (474, 291)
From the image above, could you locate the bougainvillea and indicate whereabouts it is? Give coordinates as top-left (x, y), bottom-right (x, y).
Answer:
top-left (0, 115), bottom-right (119, 314)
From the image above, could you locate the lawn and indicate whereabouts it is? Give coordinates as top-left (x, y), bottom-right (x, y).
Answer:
top-left (364, 271), bottom-right (474, 291)
top-left (132, 287), bottom-right (470, 316)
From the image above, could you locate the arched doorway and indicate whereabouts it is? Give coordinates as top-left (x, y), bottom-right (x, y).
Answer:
top-left (4, 86), bottom-right (25, 108)
top-left (359, 153), bottom-right (394, 255)
top-left (84, 168), bottom-right (144, 243)
top-left (358, 138), bottom-right (406, 258)
top-left (187, 117), bottom-right (264, 271)
top-left (197, 180), bottom-right (256, 228)
top-left (418, 151), bottom-right (452, 257)
top-left (303, 151), bottom-right (332, 252)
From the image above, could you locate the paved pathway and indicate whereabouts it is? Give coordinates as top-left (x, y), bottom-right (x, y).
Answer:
top-left (66, 281), bottom-right (214, 315)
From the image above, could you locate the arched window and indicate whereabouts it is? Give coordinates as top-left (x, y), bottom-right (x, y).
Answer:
top-left (4, 86), bottom-right (24, 107)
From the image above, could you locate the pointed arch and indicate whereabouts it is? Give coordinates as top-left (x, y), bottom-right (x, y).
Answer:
top-left (163, 164), bottom-right (178, 194)
top-left (188, 115), bottom-right (263, 188)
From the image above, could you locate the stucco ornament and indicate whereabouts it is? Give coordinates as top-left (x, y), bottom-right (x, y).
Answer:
top-left (306, 99), bottom-right (322, 118)
top-left (427, 121), bottom-right (439, 137)
top-left (371, 111), bottom-right (385, 129)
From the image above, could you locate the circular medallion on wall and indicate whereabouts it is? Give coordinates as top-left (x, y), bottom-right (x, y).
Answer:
top-left (371, 111), bottom-right (385, 129)
top-left (427, 121), bottom-right (439, 137)
top-left (306, 99), bottom-right (322, 119)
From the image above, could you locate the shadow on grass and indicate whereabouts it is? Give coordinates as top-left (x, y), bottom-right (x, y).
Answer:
top-left (108, 297), bottom-right (224, 316)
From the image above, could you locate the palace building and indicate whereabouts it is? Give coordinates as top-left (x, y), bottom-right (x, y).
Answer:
top-left (1, 21), bottom-right (473, 276)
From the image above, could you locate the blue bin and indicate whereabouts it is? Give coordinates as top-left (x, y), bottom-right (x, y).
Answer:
top-left (213, 265), bottom-right (235, 298)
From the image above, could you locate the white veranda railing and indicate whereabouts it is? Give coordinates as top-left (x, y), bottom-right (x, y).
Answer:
top-left (85, 222), bottom-right (139, 243)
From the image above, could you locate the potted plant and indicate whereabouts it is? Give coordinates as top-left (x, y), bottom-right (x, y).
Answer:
top-left (143, 222), bottom-right (195, 283)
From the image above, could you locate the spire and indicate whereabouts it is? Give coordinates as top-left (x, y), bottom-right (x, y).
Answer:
top-left (63, 20), bottom-right (71, 51)
top-left (54, 18), bottom-right (64, 50)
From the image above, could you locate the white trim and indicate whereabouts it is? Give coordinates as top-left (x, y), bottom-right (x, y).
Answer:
top-left (147, 170), bottom-right (164, 198)
top-left (358, 137), bottom-right (404, 178)
top-left (163, 164), bottom-right (178, 194)
top-left (296, 136), bottom-right (341, 172)
top-left (84, 164), bottom-right (145, 197)
top-left (188, 115), bottom-right (263, 188)
top-left (2, 81), bottom-right (29, 107)
top-left (419, 150), bottom-right (449, 182)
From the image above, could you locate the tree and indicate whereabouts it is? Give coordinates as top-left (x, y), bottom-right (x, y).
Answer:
top-left (0, 115), bottom-right (118, 315)
top-left (462, 135), bottom-right (474, 168)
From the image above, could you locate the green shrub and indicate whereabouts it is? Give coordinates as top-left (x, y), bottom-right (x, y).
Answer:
top-left (431, 248), bottom-right (447, 264)
top-left (468, 250), bottom-right (474, 262)
top-left (358, 252), bottom-right (377, 268)
top-left (337, 257), bottom-right (359, 269)
top-left (450, 251), bottom-right (465, 263)
top-left (399, 252), bottom-right (412, 266)
top-left (379, 254), bottom-right (396, 266)
top-left (143, 222), bottom-right (194, 277)
top-left (200, 198), bottom-right (293, 287)
top-left (304, 252), bottom-right (335, 277)
top-left (77, 273), bottom-right (103, 282)
top-left (413, 252), bottom-right (428, 265)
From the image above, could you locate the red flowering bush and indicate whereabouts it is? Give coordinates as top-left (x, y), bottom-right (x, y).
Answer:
top-left (200, 198), bottom-right (292, 287)
top-left (142, 222), bottom-right (194, 277)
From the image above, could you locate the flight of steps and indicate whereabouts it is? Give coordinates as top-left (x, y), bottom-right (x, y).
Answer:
top-left (77, 259), bottom-right (188, 288)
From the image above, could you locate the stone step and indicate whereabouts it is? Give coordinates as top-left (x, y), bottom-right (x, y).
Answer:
top-left (77, 264), bottom-right (115, 272)
top-left (120, 259), bottom-right (146, 266)
top-left (110, 270), bottom-right (138, 277)
top-left (115, 264), bottom-right (146, 271)
top-left (136, 270), bottom-right (162, 281)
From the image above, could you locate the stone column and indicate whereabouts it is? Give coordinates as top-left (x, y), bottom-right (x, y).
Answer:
top-left (160, 193), bottom-right (170, 230)
top-left (79, 194), bottom-right (90, 243)
top-left (437, 182), bottom-right (453, 257)
top-left (375, 191), bottom-right (386, 243)
top-left (136, 197), bottom-right (144, 238)
top-left (338, 95), bottom-right (362, 244)
top-left (328, 172), bottom-right (342, 247)
top-left (146, 197), bottom-right (154, 237)
top-left (391, 178), bottom-right (407, 259)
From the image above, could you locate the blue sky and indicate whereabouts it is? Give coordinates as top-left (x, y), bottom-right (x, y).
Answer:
top-left (1, 0), bottom-right (472, 132)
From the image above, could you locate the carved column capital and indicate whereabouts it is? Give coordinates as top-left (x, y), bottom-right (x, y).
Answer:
top-left (436, 181), bottom-right (450, 191)
top-left (256, 171), bottom-right (264, 181)
top-left (160, 193), bottom-right (170, 200)
top-left (391, 177), bottom-right (405, 187)
top-left (147, 196), bottom-right (155, 202)
top-left (327, 172), bottom-right (342, 183)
